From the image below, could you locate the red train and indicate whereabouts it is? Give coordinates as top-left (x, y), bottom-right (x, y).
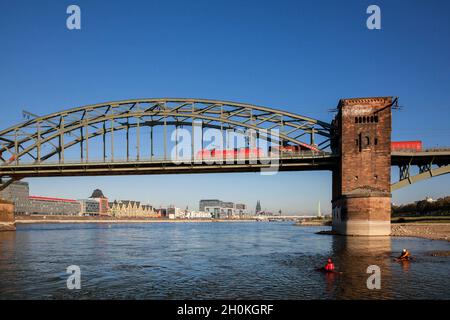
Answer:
top-left (197, 147), bottom-right (264, 159)
top-left (269, 143), bottom-right (320, 155)
top-left (391, 141), bottom-right (422, 152)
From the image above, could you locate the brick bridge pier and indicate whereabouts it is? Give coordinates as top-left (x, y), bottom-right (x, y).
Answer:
top-left (0, 199), bottom-right (15, 231)
top-left (331, 97), bottom-right (392, 236)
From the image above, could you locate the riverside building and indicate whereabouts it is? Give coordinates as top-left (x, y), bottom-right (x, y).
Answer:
top-left (0, 181), bottom-right (80, 215)
top-left (0, 181), bottom-right (30, 214)
top-left (28, 196), bottom-right (81, 215)
top-left (199, 199), bottom-right (248, 218)
top-left (109, 200), bottom-right (158, 217)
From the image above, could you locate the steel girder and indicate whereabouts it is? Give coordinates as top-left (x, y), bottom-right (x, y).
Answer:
top-left (0, 98), bottom-right (332, 168)
top-left (391, 151), bottom-right (450, 191)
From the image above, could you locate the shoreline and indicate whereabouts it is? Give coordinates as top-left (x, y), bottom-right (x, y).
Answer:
top-left (391, 223), bottom-right (450, 242)
top-left (14, 216), bottom-right (259, 224)
top-left (12, 217), bottom-right (450, 242)
top-left (315, 223), bottom-right (450, 242)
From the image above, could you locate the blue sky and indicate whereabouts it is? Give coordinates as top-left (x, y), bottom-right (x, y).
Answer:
top-left (1, 0), bottom-right (449, 214)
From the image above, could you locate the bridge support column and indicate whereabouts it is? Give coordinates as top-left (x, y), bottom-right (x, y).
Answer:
top-left (0, 199), bottom-right (15, 231)
top-left (331, 97), bottom-right (392, 236)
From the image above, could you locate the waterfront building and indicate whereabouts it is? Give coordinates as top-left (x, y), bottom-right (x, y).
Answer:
top-left (167, 206), bottom-right (186, 218)
top-left (199, 199), bottom-right (248, 218)
top-left (89, 189), bottom-right (109, 216)
top-left (109, 200), bottom-right (158, 217)
top-left (28, 196), bottom-right (81, 215)
top-left (189, 211), bottom-right (212, 219)
top-left (154, 208), bottom-right (167, 217)
top-left (79, 199), bottom-right (101, 215)
top-left (204, 206), bottom-right (222, 218)
top-left (0, 181), bottom-right (81, 216)
top-left (0, 181), bottom-right (30, 214)
top-left (199, 199), bottom-right (222, 212)
top-left (204, 205), bottom-right (234, 218)
top-left (235, 203), bottom-right (247, 217)
top-left (186, 211), bottom-right (212, 219)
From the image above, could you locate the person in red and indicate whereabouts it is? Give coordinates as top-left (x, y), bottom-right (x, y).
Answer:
top-left (324, 258), bottom-right (335, 271)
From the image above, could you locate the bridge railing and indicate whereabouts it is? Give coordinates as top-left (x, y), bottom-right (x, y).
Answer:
top-left (0, 151), bottom-right (335, 167)
top-left (423, 147), bottom-right (450, 152)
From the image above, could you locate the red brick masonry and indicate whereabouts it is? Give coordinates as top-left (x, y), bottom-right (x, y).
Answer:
top-left (0, 200), bottom-right (16, 231)
top-left (332, 97), bottom-right (392, 235)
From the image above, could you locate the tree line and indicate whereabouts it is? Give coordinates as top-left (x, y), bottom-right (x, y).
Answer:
top-left (392, 196), bottom-right (450, 216)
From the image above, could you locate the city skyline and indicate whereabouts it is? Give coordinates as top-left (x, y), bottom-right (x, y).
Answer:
top-left (1, 0), bottom-right (450, 214)
top-left (24, 180), bottom-right (293, 215)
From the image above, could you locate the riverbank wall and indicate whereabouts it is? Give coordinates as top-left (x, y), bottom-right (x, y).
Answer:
top-left (0, 199), bottom-right (15, 231)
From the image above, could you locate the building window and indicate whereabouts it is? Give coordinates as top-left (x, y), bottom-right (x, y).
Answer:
top-left (374, 138), bottom-right (378, 145)
top-left (358, 133), bottom-right (362, 152)
top-left (365, 136), bottom-right (370, 146)
top-left (355, 117), bottom-right (358, 123)
top-left (374, 115), bottom-right (379, 123)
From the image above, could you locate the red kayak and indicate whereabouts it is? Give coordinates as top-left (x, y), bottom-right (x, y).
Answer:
top-left (316, 267), bottom-right (343, 274)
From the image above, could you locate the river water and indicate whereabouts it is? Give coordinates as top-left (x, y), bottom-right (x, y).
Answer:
top-left (0, 222), bottom-right (449, 299)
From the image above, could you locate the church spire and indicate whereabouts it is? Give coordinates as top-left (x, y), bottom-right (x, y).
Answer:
top-left (256, 200), bottom-right (261, 214)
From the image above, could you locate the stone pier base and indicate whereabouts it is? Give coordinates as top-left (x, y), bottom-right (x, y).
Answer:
top-left (0, 200), bottom-right (16, 231)
top-left (332, 219), bottom-right (391, 236)
top-left (332, 195), bottom-right (391, 236)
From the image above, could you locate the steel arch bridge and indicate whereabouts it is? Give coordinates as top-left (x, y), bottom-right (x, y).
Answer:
top-left (0, 98), bottom-right (336, 183)
top-left (0, 97), bottom-right (449, 192)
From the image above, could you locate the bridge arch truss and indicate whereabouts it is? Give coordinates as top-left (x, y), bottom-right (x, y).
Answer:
top-left (0, 98), bottom-right (332, 168)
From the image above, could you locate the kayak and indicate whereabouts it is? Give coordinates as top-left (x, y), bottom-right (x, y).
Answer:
top-left (316, 267), bottom-right (343, 274)
top-left (394, 256), bottom-right (413, 262)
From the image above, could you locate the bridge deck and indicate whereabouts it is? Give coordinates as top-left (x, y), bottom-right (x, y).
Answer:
top-left (0, 155), bottom-right (337, 178)
top-left (1, 152), bottom-right (449, 180)
top-left (391, 151), bottom-right (450, 166)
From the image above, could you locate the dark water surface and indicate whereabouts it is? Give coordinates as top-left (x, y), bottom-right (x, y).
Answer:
top-left (0, 222), bottom-right (449, 299)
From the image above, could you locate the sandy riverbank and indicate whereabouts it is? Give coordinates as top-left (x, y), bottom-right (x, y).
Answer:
top-left (294, 220), bottom-right (331, 226)
top-left (315, 223), bottom-right (450, 242)
top-left (391, 223), bottom-right (450, 242)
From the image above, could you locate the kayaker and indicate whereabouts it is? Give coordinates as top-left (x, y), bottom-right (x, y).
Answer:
top-left (324, 258), bottom-right (335, 271)
top-left (398, 248), bottom-right (411, 260)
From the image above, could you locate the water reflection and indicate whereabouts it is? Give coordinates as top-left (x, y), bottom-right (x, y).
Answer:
top-left (324, 272), bottom-right (339, 293)
top-left (0, 231), bottom-right (16, 249)
top-left (0, 223), bottom-right (449, 299)
top-left (329, 236), bottom-right (393, 299)
top-left (399, 260), bottom-right (411, 273)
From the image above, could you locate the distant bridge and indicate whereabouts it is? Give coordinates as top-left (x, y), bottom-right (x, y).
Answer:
top-left (391, 150), bottom-right (450, 190)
